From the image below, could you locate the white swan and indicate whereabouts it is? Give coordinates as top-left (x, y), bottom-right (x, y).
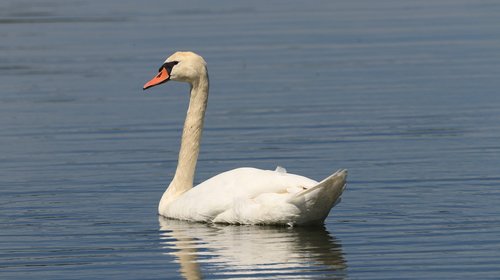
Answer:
top-left (143, 51), bottom-right (347, 226)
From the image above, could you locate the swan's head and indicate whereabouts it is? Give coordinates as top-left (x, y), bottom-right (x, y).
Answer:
top-left (143, 51), bottom-right (207, 90)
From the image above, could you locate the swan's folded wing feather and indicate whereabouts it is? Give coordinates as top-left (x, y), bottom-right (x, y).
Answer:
top-left (164, 167), bottom-right (317, 223)
top-left (288, 169), bottom-right (347, 202)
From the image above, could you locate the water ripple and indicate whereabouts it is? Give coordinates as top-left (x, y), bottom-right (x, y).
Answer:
top-left (159, 218), bottom-right (347, 279)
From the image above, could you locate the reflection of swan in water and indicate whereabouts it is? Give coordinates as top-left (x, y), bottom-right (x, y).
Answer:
top-left (159, 217), bottom-right (347, 279)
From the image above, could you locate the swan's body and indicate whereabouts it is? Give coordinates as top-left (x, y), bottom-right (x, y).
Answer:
top-left (144, 51), bottom-right (347, 226)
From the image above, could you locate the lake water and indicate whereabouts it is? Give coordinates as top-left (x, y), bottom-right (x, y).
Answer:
top-left (1, 0), bottom-right (500, 279)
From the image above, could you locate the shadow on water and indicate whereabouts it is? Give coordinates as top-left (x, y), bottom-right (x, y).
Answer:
top-left (158, 217), bottom-right (347, 279)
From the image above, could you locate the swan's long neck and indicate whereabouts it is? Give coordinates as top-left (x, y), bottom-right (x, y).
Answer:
top-left (160, 72), bottom-right (209, 207)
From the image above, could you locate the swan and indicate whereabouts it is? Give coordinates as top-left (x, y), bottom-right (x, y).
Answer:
top-left (143, 51), bottom-right (347, 226)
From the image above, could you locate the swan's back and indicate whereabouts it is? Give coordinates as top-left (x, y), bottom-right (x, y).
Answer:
top-left (160, 167), bottom-right (346, 226)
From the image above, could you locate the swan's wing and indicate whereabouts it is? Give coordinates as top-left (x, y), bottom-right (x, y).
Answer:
top-left (211, 169), bottom-right (347, 225)
top-left (164, 167), bottom-right (317, 223)
top-left (289, 169), bottom-right (347, 202)
top-left (287, 169), bottom-right (347, 225)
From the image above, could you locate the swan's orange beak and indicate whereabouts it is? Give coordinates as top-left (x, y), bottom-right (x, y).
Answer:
top-left (143, 68), bottom-right (170, 90)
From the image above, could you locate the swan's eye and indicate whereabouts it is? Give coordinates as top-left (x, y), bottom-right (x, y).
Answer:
top-left (158, 61), bottom-right (179, 73)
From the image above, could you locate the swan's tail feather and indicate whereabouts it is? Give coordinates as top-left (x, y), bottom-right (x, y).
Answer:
top-left (291, 169), bottom-right (347, 200)
top-left (288, 169), bottom-right (347, 225)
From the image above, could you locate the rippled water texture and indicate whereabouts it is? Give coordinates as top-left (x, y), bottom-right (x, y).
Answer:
top-left (1, 0), bottom-right (500, 279)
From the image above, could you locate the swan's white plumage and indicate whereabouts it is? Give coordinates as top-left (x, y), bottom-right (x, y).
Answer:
top-left (144, 51), bottom-right (347, 226)
top-left (160, 167), bottom-right (347, 226)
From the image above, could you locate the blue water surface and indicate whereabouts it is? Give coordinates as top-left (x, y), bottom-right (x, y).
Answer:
top-left (1, 0), bottom-right (500, 279)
